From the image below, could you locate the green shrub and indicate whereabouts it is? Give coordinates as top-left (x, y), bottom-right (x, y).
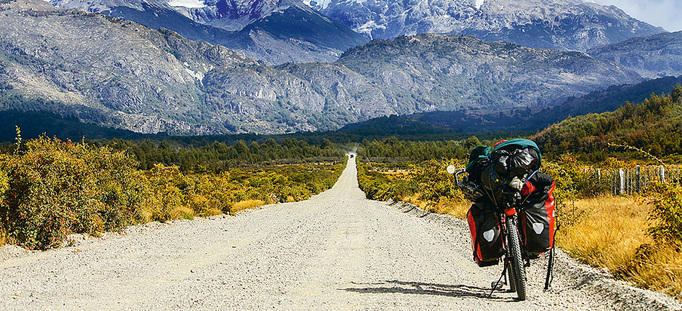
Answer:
top-left (0, 136), bottom-right (344, 250)
top-left (647, 183), bottom-right (682, 245)
top-left (357, 159), bottom-right (465, 203)
top-left (0, 136), bottom-right (143, 249)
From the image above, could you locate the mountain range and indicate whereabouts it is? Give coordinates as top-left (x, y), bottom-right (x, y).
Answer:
top-left (1, 0), bottom-right (654, 135)
top-left (50, 0), bottom-right (667, 64)
top-left (49, 0), bottom-right (368, 64)
top-left (1, 0), bottom-right (682, 137)
top-left (313, 0), bottom-right (664, 52)
top-left (385, 75), bottom-right (682, 133)
top-left (588, 31), bottom-right (682, 79)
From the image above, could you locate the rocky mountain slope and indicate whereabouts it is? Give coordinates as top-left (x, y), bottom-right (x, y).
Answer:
top-left (373, 75), bottom-right (682, 134)
top-left (314, 0), bottom-right (664, 52)
top-left (0, 0), bottom-right (258, 134)
top-left (50, 0), bottom-right (368, 64)
top-left (0, 0), bottom-right (648, 135)
top-left (588, 31), bottom-right (682, 79)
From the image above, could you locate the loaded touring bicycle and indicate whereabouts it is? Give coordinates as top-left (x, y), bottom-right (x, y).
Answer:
top-left (448, 139), bottom-right (557, 301)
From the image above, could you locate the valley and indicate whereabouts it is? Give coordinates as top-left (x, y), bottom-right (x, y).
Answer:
top-left (1, 0), bottom-right (682, 306)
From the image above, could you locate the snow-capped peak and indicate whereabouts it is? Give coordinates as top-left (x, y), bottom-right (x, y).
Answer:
top-left (475, 0), bottom-right (485, 10)
top-left (302, 0), bottom-right (366, 10)
top-left (168, 0), bottom-right (206, 9)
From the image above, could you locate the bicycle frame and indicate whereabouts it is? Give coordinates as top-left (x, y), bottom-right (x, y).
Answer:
top-left (453, 168), bottom-right (554, 300)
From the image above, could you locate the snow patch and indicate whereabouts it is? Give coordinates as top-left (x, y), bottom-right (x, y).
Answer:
top-left (357, 20), bottom-right (386, 39)
top-left (168, 0), bottom-right (206, 9)
top-left (185, 67), bottom-right (204, 83)
top-left (475, 0), bottom-right (485, 9)
top-left (302, 0), bottom-right (365, 10)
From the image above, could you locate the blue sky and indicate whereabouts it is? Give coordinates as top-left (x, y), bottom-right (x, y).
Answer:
top-left (586, 0), bottom-right (682, 32)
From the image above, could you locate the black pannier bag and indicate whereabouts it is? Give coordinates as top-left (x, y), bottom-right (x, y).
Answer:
top-left (491, 145), bottom-right (541, 181)
top-left (519, 171), bottom-right (556, 254)
top-left (467, 202), bottom-right (505, 267)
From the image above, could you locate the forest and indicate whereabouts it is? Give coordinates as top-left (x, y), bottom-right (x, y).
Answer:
top-left (533, 84), bottom-right (682, 163)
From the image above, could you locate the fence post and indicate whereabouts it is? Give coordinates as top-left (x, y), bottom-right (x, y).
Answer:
top-left (660, 166), bottom-right (666, 184)
top-left (625, 169), bottom-right (628, 195)
top-left (632, 165), bottom-right (642, 194)
top-left (629, 169), bottom-right (633, 195)
top-left (618, 168), bottom-right (625, 195)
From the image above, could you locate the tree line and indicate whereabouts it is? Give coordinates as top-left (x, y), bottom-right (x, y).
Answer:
top-left (533, 84), bottom-right (682, 163)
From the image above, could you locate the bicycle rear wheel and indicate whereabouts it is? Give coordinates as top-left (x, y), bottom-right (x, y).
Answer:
top-left (507, 217), bottom-right (527, 301)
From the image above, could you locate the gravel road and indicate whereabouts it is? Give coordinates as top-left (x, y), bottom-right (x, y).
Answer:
top-left (1, 156), bottom-right (680, 310)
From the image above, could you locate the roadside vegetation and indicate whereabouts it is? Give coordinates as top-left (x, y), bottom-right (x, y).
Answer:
top-left (354, 83), bottom-right (682, 301)
top-left (1, 84), bottom-right (680, 300)
top-left (0, 133), bottom-right (344, 250)
top-left (357, 152), bottom-right (682, 300)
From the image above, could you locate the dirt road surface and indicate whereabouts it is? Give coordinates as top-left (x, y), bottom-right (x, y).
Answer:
top-left (1, 156), bottom-right (680, 310)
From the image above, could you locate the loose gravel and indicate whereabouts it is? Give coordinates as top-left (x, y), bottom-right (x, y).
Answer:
top-left (1, 157), bottom-right (680, 310)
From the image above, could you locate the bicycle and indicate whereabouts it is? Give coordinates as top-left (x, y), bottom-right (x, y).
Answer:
top-left (448, 165), bottom-right (555, 301)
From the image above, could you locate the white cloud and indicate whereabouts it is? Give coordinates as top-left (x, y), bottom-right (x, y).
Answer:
top-left (586, 0), bottom-right (682, 32)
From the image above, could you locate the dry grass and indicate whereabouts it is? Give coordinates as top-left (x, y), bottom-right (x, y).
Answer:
top-left (0, 229), bottom-right (7, 246)
top-left (170, 205), bottom-right (195, 220)
top-left (626, 245), bottom-right (682, 300)
top-left (559, 195), bottom-right (682, 300)
top-left (231, 199), bottom-right (266, 214)
top-left (558, 196), bottom-right (653, 272)
top-left (403, 194), bottom-right (470, 219)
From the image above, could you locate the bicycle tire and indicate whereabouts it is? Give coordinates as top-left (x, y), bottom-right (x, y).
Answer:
top-left (508, 217), bottom-right (527, 301)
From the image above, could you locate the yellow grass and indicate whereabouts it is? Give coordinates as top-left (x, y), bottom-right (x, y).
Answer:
top-left (231, 199), bottom-right (266, 214)
top-left (559, 196), bottom-right (653, 272)
top-left (403, 194), bottom-right (470, 218)
top-left (626, 245), bottom-right (682, 300)
top-left (559, 195), bottom-right (682, 300)
top-left (170, 205), bottom-right (195, 220)
top-left (0, 229), bottom-right (7, 246)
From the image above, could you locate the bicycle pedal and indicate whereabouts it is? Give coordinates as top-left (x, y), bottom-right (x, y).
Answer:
top-left (491, 281), bottom-right (504, 290)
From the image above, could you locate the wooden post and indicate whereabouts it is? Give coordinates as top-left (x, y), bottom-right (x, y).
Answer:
top-left (629, 168), bottom-right (634, 195)
top-left (618, 168), bottom-right (625, 195)
top-left (625, 169), bottom-right (629, 195)
top-left (660, 166), bottom-right (666, 183)
top-left (632, 165), bottom-right (642, 194)
top-left (648, 166), bottom-right (652, 185)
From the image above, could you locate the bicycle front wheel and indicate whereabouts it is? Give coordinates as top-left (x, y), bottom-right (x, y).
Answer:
top-left (507, 217), bottom-right (527, 301)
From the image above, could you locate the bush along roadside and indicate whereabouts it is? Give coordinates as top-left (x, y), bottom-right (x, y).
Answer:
top-left (0, 136), bottom-right (344, 250)
top-left (627, 182), bottom-right (682, 300)
top-left (356, 155), bottom-right (682, 300)
top-left (356, 158), bottom-right (469, 218)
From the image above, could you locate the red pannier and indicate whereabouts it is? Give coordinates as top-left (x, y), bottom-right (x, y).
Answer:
top-left (467, 202), bottom-right (505, 267)
top-left (519, 171), bottom-right (556, 254)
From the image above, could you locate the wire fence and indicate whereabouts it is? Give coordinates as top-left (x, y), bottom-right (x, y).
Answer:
top-left (585, 165), bottom-right (682, 195)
